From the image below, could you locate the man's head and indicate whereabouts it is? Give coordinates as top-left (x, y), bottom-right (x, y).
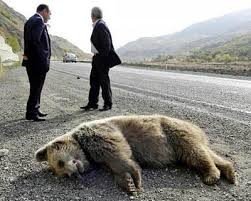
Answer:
top-left (91, 7), bottom-right (103, 23)
top-left (37, 4), bottom-right (51, 23)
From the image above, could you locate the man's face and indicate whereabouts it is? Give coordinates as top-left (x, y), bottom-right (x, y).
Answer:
top-left (41, 9), bottom-right (51, 23)
top-left (91, 15), bottom-right (98, 23)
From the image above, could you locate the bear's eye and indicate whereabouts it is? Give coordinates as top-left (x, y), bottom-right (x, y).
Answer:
top-left (58, 160), bottom-right (65, 168)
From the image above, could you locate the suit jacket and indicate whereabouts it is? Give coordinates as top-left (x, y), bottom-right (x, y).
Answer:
top-left (23, 14), bottom-right (51, 73)
top-left (91, 20), bottom-right (121, 68)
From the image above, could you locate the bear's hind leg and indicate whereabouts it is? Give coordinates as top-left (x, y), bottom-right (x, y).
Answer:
top-left (208, 149), bottom-right (236, 184)
top-left (182, 145), bottom-right (220, 185)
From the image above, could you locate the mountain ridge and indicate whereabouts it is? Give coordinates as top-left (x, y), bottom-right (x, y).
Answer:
top-left (118, 8), bottom-right (251, 61)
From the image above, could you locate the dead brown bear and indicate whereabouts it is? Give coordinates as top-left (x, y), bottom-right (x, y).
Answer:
top-left (35, 115), bottom-right (236, 194)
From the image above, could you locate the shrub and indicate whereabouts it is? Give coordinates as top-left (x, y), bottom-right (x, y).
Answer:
top-left (6, 35), bottom-right (21, 53)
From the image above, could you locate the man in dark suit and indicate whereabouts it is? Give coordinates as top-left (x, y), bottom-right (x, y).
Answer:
top-left (81, 7), bottom-right (121, 111)
top-left (22, 4), bottom-right (51, 121)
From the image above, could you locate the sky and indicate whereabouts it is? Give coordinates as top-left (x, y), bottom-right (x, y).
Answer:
top-left (2, 0), bottom-right (251, 53)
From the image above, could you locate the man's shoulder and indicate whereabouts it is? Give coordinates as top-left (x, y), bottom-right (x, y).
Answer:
top-left (95, 22), bottom-right (110, 35)
top-left (27, 14), bottom-right (43, 26)
top-left (96, 21), bottom-right (108, 29)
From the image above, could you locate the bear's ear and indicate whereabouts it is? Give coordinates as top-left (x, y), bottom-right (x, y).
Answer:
top-left (35, 146), bottom-right (48, 162)
top-left (50, 140), bottom-right (65, 150)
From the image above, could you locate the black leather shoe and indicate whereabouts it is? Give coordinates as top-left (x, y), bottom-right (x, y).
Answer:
top-left (99, 105), bottom-right (112, 111)
top-left (37, 111), bottom-right (48, 117)
top-left (26, 115), bottom-right (46, 122)
top-left (80, 105), bottom-right (98, 111)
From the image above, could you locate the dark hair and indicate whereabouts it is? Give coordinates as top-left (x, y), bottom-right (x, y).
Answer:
top-left (36, 4), bottom-right (49, 12)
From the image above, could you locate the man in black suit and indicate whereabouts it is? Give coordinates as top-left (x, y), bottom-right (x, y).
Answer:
top-left (81, 7), bottom-right (121, 111)
top-left (22, 4), bottom-right (51, 121)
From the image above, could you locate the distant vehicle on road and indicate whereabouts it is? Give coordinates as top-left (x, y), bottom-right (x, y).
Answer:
top-left (63, 53), bottom-right (77, 63)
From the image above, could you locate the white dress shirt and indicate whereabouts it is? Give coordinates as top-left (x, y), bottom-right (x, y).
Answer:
top-left (91, 20), bottom-right (100, 54)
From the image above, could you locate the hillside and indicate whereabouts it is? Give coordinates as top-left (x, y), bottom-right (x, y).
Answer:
top-left (118, 9), bottom-right (251, 62)
top-left (0, 0), bottom-right (91, 60)
top-left (51, 36), bottom-right (91, 60)
top-left (187, 34), bottom-right (251, 62)
top-left (0, 0), bottom-right (25, 53)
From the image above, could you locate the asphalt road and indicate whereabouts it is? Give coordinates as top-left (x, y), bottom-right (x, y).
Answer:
top-left (0, 62), bottom-right (250, 201)
top-left (51, 62), bottom-right (251, 122)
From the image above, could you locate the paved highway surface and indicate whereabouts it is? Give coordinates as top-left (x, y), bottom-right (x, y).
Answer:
top-left (52, 62), bottom-right (251, 123)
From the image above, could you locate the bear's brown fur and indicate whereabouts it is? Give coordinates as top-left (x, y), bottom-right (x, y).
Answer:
top-left (35, 115), bottom-right (235, 194)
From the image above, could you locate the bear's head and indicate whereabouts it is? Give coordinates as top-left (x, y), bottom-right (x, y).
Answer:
top-left (35, 135), bottom-right (90, 177)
